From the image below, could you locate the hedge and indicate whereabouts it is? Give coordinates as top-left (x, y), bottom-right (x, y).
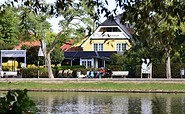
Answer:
top-left (21, 68), bottom-right (56, 78)
top-left (135, 63), bottom-right (185, 78)
top-left (20, 65), bottom-right (87, 78)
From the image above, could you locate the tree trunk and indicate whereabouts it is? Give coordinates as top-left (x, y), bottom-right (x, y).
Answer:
top-left (45, 53), bottom-right (54, 79)
top-left (165, 48), bottom-right (171, 79)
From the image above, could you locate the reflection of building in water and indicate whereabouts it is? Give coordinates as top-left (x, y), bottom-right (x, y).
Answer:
top-left (77, 95), bottom-right (88, 113)
top-left (89, 97), bottom-right (95, 113)
top-left (111, 97), bottom-right (129, 114)
top-left (166, 97), bottom-right (171, 114)
top-left (29, 92), bottom-right (185, 114)
top-left (141, 97), bottom-right (152, 114)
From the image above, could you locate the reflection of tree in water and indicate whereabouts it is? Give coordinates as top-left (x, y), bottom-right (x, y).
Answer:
top-left (88, 95), bottom-right (113, 113)
top-left (152, 96), bottom-right (166, 114)
top-left (128, 97), bottom-right (141, 114)
top-left (171, 96), bottom-right (185, 114)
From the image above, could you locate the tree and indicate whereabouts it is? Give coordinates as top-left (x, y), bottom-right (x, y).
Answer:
top-left (18, 6), bottom-right (51, 42)
top-left (0, 0), bottom-right (99, 78)
top-left (111, 0), bottom-right (185, 78)
top-left (0, 89), bottom-right (38, 114)
top-left (42, 0), bottom-right (98, 78)
top-left (45, 31), bottom-right (64, 65)
top-left (0, 6), bottom-right (20, 49)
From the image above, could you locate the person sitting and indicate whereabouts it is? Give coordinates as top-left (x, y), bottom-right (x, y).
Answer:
top-left (98, 67), bottom-right (105, 79)
top-left (88, 69), bottom-right (94, 78)
top-left (107, 69), bottom-right (113, 79)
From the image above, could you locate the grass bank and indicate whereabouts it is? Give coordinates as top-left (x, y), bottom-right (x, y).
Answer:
top-left (1, 81), bottom-right (185, 93)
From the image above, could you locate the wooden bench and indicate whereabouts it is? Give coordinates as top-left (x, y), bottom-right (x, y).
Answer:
top-left (112, 71), bottom-right (129, 78)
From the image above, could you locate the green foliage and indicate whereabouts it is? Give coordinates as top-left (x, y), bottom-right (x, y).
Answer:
top-left (108, 54), bottom-right (137, 76)
top-left (0, 41), bottom-right (14, 50)
top-left (18, 6), bottom-right (51, 41)
top-left (135, 63), bottom-right (185, 78)
top-left (55, 65), bottom-right (86, 70)
top-left (55, 65), bottom-right (87, 78)
top-left (21, 68), bottom-right (54, 78)
top-left (111, 0), bottom-right (185, 78)
top-left (0, 7), bottom-right (20, 48)
top-left (106, 65), bottom-right (123, 71)
top-left (0, 89), bottom-right (38, 114)
top-left (109, 54), bottom-right (125, 65)
top-left (23, 46), bottom-right (40, 65)
top-left (50, 44), bottom-right (64, 64)
top-left (58, 0), bottom-right (98, 45)
top-left (0, 4), bottom-right (51, 50)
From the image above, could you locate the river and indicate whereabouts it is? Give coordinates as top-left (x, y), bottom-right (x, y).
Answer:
top-left (27, 92), bottom-right (185, 114)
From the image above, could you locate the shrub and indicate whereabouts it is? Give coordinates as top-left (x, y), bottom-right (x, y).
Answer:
top-left (106, 65), bottom-right (123, 71)
top-left (21, 68), bottom-right (38, 78)
top-left (55, 65), bottom-right (86, 78)
top-left (135, 63), bottom-right (185, 78)
top-left (21, 68), bottom-right (56, 78)
top-left (0, 89), bottom-right (38, 114)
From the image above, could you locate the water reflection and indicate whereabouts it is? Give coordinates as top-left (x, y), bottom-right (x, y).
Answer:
top-left (19, 92), bottom-right (185, 113)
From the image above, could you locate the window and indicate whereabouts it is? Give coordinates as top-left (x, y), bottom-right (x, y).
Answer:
top-left (81, 59), bottom-right (93, 68)
top-left (116, 43), bottom-right (126, 51)
top-left (94, 43), bottom-right (103, 51)
top-left (82, 61), bottom-right (86, 67)
top-left (98, 27), bottom-right (121, 32)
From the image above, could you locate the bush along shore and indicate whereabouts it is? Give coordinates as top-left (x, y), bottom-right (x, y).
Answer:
top-left (1, 81), bottom-right (185, 93)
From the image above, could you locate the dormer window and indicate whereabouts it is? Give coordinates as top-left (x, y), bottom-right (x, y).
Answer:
top-left (99, 27), bottom-right (121, 32)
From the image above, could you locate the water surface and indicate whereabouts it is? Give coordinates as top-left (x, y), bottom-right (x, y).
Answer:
top-left (27, 92), bottom-right (185, 114)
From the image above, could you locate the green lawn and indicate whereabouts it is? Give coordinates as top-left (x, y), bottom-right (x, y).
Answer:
top-left (0, 82), bottom-right (185, 92)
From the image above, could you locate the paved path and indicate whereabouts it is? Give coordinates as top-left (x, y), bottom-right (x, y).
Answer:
top-left (0, 78), bottom-right (185, 83)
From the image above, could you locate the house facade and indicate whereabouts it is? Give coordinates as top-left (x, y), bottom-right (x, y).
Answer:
top-left (63, 16), bottom-right (132, 68)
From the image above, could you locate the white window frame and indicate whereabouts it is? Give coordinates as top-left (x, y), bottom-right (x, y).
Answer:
top-left (80, 58), bottom-right (94, 68)
top-left (116, 43), bottom-right (127, 51)
top-left (93, 43), bottom-right (103, 51)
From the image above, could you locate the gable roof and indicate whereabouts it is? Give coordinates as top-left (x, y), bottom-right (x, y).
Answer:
top-left (60, 40), bottom-right (74, 51)
top-left (100, 19), bottom-right (118, 26)
top-left (15, 41), bottom-right (40, 49)
top-left (80, 15), bottom-right (132, 47)
top-left (114, 14), bottom-right (132, 38)
top-left (100, 16), bottom-right (132, 39)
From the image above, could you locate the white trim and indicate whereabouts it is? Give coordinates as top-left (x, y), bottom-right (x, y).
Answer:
top-left (93, 43), bottom-right (104, 51)
top-left (115, 43), bottom-right (127, 51)
top-left (80, 58), bottom-right (94, 68)
top-left (0, 50), bottom-right (26, 70)
top-left (1, 50), bottom-right (26, 57)
top-left (81, 25), bottom-right (131, 47)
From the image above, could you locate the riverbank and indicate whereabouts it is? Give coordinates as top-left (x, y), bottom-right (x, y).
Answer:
top-left (1, 78), bottom-right (185, 93)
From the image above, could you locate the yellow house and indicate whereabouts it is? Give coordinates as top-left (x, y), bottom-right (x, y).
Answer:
top-left (63, 16), bottom-right (132, 68)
